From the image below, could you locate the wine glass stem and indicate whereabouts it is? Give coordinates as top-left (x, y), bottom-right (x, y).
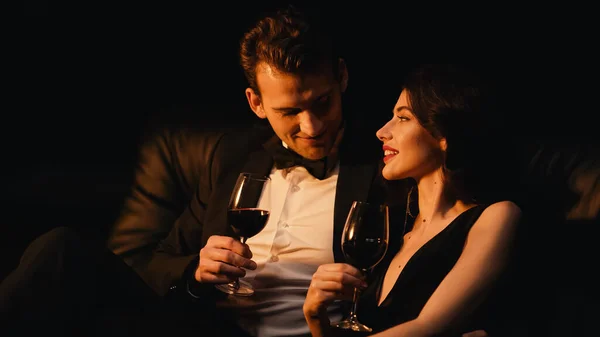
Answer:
top-left (348, 287), bottom-right (361, 321)
top-left (229, 236), bottom-right (248, 289)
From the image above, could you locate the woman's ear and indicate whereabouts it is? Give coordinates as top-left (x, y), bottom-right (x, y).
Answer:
top-left (246, 88), bottom-right (266, 119)
top-left (439, 138), bottom-right (448, 152)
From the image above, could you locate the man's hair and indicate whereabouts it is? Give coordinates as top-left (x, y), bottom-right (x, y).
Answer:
top-left (239, 5), bottom-right (340, 96)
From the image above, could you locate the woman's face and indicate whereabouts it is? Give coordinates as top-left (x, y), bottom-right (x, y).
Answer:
top-left (376, 89), bottom-right (446, 181)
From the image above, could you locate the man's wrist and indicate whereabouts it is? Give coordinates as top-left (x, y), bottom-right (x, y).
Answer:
top-left (184, 256), bottom-right (205, 297)
top-left (186, 277), bottom-right (204, 299)
top-left (183, 255), bottom-right (221, 300)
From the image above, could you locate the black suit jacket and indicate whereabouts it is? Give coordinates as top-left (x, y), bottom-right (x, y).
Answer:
top-left (143, 122), bottom-right (389, 297)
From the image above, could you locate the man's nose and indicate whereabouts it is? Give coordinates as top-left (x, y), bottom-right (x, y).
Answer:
top-left (299, 111), bottom-right (324, 137)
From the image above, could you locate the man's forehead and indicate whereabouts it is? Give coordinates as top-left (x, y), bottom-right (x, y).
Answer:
top-left (257, 66), bottom-right (334, 106)
top-left (265, 85), bottom-right (332, 109)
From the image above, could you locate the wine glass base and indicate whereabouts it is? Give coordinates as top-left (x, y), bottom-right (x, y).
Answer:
top-left (331, 318), bottom-right (373, 332)
top-left (215, 279), bottom-right (254, 296)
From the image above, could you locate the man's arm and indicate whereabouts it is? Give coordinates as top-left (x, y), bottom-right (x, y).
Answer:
top-left (143, 189), bottom-right (211, 296)
top-left (106, 126), bottom-right (228, 295)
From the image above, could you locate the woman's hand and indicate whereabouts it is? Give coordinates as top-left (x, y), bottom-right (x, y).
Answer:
top-left (303, 263), bottom-right (367, 337)
top-left (303, 263), bottom-right (367, 319)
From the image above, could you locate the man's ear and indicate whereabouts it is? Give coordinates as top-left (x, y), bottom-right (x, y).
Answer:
top-left (246, 88), bottom-right (266, 119)
top-left (338, 58), bottom-right (349, 93)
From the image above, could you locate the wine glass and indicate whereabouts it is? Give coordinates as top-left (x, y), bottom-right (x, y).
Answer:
top-left (332, 201), bottom-right (389, 332)
top-left (215, 172), bottom-right (271, 296)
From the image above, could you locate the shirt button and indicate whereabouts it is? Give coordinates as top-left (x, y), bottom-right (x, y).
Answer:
top-left (290, 185), bottom-right (300, 192)
top-left (269, 255), bottom-right (279, 262)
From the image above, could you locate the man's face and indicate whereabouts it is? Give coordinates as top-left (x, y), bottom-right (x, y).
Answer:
top-left (246, 62), bottom-right (348, 160)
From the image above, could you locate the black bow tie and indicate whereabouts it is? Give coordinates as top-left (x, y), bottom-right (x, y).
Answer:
top-left (265, 141), bottom-right (328, 180)
top-left (262, 124), bottom-right (345, 180)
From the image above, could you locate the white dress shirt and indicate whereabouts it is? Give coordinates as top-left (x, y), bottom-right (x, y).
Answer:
top-left (217, 162), bottom-right (343, 337)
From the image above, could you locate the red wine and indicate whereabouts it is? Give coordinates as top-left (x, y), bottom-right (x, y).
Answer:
top-left (228, 208), bottom-right (270, 239)
top-left (342, 238), bottom-right (387, 270)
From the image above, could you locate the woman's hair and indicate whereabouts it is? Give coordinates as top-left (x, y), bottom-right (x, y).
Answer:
top-left (403, 63), bottom-right (517, 205)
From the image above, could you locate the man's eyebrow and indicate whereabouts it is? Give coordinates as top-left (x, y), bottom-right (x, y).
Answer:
top-left (272, 106), bottom-right (299, 112)
top-left (272, 90), bottom-right (333, 111)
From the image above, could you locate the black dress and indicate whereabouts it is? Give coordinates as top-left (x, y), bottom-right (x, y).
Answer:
top-left (349, 204), bottom-right (516, 337)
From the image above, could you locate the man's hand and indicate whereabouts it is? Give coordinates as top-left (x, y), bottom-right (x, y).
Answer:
top-left (195, 235), bottom-right (257, 284)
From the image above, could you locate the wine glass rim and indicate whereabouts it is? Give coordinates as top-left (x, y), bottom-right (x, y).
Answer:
top-left (352, 201), bottom-right (387, 206)
top-left (240, 172), bottom-right (271, 181)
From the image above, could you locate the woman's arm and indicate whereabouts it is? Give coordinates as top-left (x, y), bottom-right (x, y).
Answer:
top-left (373, 201), bottom-right (521, 337)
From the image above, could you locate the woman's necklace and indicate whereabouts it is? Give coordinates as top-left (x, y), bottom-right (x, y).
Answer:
top-left (403, 182), bottom-right (440, 242)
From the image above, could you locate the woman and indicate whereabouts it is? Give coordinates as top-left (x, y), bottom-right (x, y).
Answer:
top-left (303, 64), bottom-right (522, 337)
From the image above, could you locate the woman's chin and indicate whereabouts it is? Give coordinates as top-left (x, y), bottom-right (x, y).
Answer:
top-left (382, 169), bottom-right (397, 181)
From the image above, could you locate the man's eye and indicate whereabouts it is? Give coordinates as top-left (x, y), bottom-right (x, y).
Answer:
top-left (317, 96), bottom-right (330, 105)
top-left (282, 109), bottom-right (301, 116)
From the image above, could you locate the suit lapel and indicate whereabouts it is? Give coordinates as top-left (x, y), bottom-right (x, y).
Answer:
top-left (332, 159), bottom-right (378, 262)
top-left (201, 146), bottom-right (273, 247)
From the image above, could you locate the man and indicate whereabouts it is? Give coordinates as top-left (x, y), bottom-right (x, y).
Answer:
top-left (107, 6), bottom-right (389, 337)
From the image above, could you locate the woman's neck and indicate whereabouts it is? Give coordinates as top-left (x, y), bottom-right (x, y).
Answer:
top-left (415, 170), bottom-right (443, 222)
top-left (414, 169), bottom-right (470, 225)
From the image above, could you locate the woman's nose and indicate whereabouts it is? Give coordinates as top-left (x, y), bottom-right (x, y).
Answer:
top-left (376, 123), bottom-right (391, 141)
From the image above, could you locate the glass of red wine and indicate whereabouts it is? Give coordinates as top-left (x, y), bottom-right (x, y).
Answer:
top-left (332, 201), bottom-right (389, 332)
top-left (215, 172), bottom-right (271, 296)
